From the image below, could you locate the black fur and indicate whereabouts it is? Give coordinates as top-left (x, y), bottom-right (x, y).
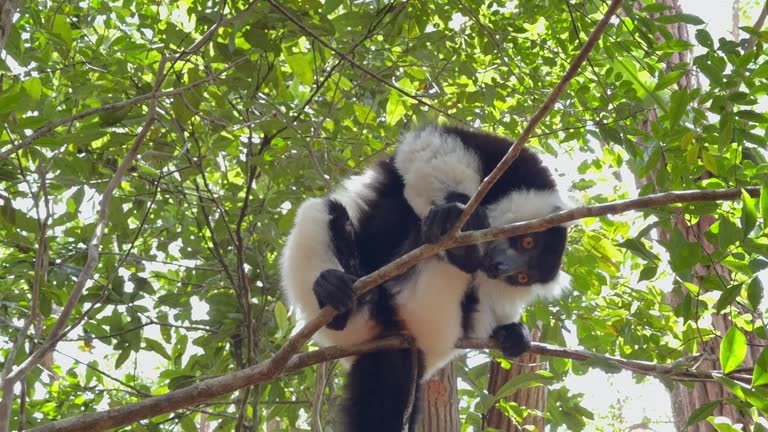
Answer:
top-left (421, 197), bottom-right (489, 273)
top-left (324, 163), bottom-right (426, 431)
top-left (442, 126), bottom-right (558, 204)
top-left (460, 285), bottom-right (479, 335)
top-left (491, 322), bottom-right (532, 358)
top-left (313, 269), bottom-right (357, 330)
top-left (355, 160), bottom-right (421, 275)
top-left (343, 348), bottom-right (424, 432)
top-left (325, 199), bottom-right (361, 330)
top-left (328, 199), bottom-right (361, 276)
top-left (300, 125), bottom-right (566, 431)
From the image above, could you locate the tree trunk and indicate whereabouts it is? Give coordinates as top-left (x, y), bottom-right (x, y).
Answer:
top-left (635, 1), bottom-right (759, 430)
top-left (661, 217), bottom-right (762, 432)
top-left (484, 330), bottom-right (546, 431)
top-left (417, 364), bottom-right (459, 432)
top-left (0, 0), bottom-right (22, 50)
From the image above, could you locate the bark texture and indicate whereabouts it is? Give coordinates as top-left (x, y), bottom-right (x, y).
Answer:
top-left (417, 364), bottom-right (460, 432)
top-left (485, 330), bottom-right (546, 431)
top-left (0, 0), bottom-right (22, 51)
top-left (636, 1), bottom-right (760, 430)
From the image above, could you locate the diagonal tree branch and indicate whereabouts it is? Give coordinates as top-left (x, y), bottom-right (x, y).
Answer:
top-left (25, 185), bottom-right (763, 432)
top-left (449, 0), bottom-right (625, 236)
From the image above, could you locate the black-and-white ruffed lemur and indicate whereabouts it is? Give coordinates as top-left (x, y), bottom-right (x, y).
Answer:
top-left (280, 125), bottom-right (570, 432)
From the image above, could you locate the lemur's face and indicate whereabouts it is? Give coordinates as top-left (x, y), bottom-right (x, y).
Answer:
top-left (480, 226), bottom-right (567, 287)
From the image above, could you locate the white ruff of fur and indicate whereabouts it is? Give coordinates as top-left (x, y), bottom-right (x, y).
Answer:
top-left (469, 271), bottom-right (569, 338)
top-left (394, 126), bottom-right (482, 217)
top-left (486, 189), bottom-right (567, 227)
top-left (467, 188), bottom-right (571, 336)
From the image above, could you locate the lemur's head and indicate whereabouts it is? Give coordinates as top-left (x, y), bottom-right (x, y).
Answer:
top-left (480, 188), bottom-right (570, 293)
top-left (480, 226), bottom-right (567, 287)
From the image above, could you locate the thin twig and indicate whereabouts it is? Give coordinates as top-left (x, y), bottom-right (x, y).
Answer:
top-left (0, 57), bottom-right (248, 161)
top-left (265, 0), bottom-right (464, 123)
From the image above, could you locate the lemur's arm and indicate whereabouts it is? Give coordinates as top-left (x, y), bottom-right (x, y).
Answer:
top-left (280, 198), bottom-right (358, 331)
top-left (394, 126), bottom-right (488, 272)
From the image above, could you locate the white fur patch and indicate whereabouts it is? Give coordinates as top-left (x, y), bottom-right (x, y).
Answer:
top-left (396, 259), bottom-right (472, 376)
top-left (487, 189), bottom-right (568, 226)
top-left (330, 169), bottom-right (377, 223)
top-left (394, 126), bottom-right (482, 217)
top-left (470, 271), bottom-right (568, 337)
top-left (280, 198), bottom-right (380, 351)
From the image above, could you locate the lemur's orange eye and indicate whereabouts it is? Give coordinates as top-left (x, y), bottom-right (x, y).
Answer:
top-left (522, 237), bottom-right (535, 249)
top-left (517, 272), bottom-right (529, 284)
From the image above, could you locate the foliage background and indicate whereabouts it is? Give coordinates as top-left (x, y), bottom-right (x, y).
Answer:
top-left (1, 0), bottom-right (767, 430)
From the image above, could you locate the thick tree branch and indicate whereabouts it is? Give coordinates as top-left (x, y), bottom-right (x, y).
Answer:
top-left (27, 185), bottom-right (763, 432)
top-left (29, 334), bottom-right (754, 432)
top-left (450, 0), bottom-right (624, 236)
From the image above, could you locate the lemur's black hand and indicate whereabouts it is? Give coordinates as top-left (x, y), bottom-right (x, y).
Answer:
top-left (313, 269), bottom-right (358, 330)
top-left (422, 200), bottom-right (489, 273)
top-left (491, 322), bottom-right (531, 358)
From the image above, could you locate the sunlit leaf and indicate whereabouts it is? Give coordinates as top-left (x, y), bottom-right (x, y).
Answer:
top-left (720, 328), bottom-right (747, 374)
top-left (754, 348), bottom-right (768, 387)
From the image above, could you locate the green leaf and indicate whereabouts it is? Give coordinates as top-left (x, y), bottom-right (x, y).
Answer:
top-left (741, 189), bottom-right (758, 237)
top-left (702, 151), bottom-right (718, 175)
top-left (654, 70), bottom-right (685, 92)
top-left (760, 183), bottom-right (768, 224)
top-left (687, 400), bottom-right (722, 426)
top-left (492, 370), bottom-right (554, 401)
top-left (617, 238), bottom-right (658, 262)
top-left (670, 91), bottom-right (691, 126)
top-left (144, 338), bottom-right (171, 361)
top-left (719, 113), bottom-right (734, 147)
top-left (643, 3), bottom-right (672, 13)
top-left (51, 15), bottom-right (73, 47)
top-left (686, 140), bottom-right (700, 163)
top-left (717, 218), bottom-right (741, 249)
top-left (720, 327), bottom-right (747, 374)
top-left (386, 91), bottom-right (406, 125)
top-left (715, 283), bottom-right (742, 313)
top-left (735, 110), bottom-right (767, 124)
top-left (283, 51), bottom-right (314, 86)
top-left (695, 29), bottom-right (714, 49)
top-left (274, 301), bottom-right (288, 334)
top-left (710, 417), bottom-right (743, 432)
top-left (753, 348), bottom-right (768, 387)
top-left (168, 375), bottom-right (197, 390)
top-left (655, 13), bottom-right (705, 26)
top-left (658, 39), bottom-right (694, 53)
top-left (115, 349), bottom-right (131, 369)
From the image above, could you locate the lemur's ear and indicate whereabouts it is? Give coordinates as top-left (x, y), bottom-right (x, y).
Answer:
top-left (551, 193), bottom-right (580, 227)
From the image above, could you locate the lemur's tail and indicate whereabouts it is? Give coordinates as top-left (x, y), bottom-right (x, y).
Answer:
top-left (342, 347), bottom-right (424, 432)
